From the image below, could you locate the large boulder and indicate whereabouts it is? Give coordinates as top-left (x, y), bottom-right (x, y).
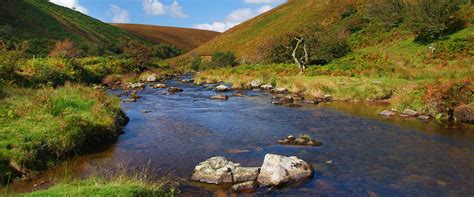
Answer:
top-left (191, 157), bottom-right (259, 185)
top-left (257, 154), bottom-right (313, 186)
top-left (215, 85), bottom-right (231, 92)
top-left (261, 84), bottom-right (274, 90)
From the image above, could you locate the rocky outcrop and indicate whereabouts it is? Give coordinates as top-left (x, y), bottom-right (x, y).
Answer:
top-left (257, 154), bottom-right (313, 186)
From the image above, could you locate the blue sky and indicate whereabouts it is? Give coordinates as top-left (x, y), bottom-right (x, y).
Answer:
top-left (49, 0), bottom-right (286, 32)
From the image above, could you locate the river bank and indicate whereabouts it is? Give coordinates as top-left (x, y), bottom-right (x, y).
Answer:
top-left (194, 64), bottom-right (473, 123)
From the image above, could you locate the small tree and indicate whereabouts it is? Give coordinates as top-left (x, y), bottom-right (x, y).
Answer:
top-left (292, 36), bottom-right (309, 74)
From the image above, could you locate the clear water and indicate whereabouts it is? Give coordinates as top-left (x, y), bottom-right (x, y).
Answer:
top-left (8, 78), bottom-right (474, 196)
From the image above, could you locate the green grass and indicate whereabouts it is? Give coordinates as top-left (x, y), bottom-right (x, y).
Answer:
top-left (0, 84), bottom-right (127, 182)
top-left (18, 176), bottom-right (174, 197)
top-left (0, 0), bottom-right (136, 48)
top-left (195, 62), bottom-right (472, 118)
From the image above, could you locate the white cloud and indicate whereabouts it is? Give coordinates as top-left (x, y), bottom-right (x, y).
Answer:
top-left (49, 0), bottom-right (88, 14)
top-left (143, 0), bottom-right (187, 18)
top-left (143, 0), bottom-right (165, 15)
top-left (109, 5), bottom-right (130, 23)
top-left (193, 5), bottom-right (274, 32)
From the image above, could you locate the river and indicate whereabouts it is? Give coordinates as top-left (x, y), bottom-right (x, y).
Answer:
top-left (8, 77), bottom-right (474, 196)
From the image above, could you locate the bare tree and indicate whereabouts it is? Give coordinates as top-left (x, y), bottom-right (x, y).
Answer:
top-left (292, 36), bottom-right (309, 74)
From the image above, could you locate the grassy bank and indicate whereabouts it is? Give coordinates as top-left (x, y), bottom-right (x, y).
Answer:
top-left (16, 169), bottom-right (175, 197)
top-left (0, 84), bottom-right (128, 183)
top-left (195, 63), bottom-right (473, 121)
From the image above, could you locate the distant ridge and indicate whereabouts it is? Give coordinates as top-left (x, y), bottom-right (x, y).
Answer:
top-left (113, 24), bottom-right (220, 51)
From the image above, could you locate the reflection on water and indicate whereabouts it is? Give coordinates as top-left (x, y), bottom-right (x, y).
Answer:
top-left (6, 79), bottom-right (474, 196)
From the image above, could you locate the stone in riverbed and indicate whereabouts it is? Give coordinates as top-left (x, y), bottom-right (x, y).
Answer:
top-left (232, 93), bottom-right (245, 97)
top-left (257, 154), bottom-right (313, 186)
top-left (153, 83), bottom-right (167, 89)
top-left (215, 85), bottom-right (231, 92)
top-left (128, 83), bottom-right (145, 89)
top-left (191, 157), bottom-right (259, 185)
top-left (277, 135), bottom-right (322, 147)
top-left (402, 109), bottom-right (419, 116)
top-left (210, 95), bottom-right (229, 100)
top-left (379, 110), bottom-right (396, 116)
top-left (168, 87), bottom-right (183, 93)
top-left (261, 84), bottom-right (274, 90)
top-left (272, 96), bottom-right (294, 105)
top-left (123, 98), bottom-right (136, 103)
top-left (272, 87), bottom-right (288, 93)
top-left (146, 75), bottom-right (157, 82)
top-left (250, 80), bottom-right (262, 88)
top-left (418, 115), bottom-right (430, 120)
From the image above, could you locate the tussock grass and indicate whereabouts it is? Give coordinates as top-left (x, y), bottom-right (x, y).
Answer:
top-left (0, 83), bottom-right (127, 182)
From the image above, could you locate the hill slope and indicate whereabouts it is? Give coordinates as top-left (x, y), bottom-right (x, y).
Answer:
top-left (190, 0), bottom-right (473, 64)
top-left (0, 0), bottom-right (137, 54)
top-left (113, 24), bottom-right (220, 51)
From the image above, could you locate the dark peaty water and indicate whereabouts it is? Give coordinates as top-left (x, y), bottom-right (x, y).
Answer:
top-left (8, 78), bottom-right (474, 196)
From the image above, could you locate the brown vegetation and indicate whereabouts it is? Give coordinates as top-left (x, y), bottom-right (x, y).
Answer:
top-left (113, 24), bottom-right (220, 51)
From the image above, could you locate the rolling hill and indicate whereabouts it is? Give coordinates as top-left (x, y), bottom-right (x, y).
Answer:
top-left (0, 0), bottom-right (138, 55)
top-left (113, 24), bottom-right (220, 51)
top-left (188, 0), bottom-right (473, 64)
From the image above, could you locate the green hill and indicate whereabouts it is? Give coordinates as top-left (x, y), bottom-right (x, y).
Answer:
top-left (190, 0), bottom-right (473, 64)
top-left (0, 0), bottom-right (138, 56)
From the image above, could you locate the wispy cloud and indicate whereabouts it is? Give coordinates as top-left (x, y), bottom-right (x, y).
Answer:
top-left (143, 0), bottom-right (187, 18)
top-left (109, 5), bottom-right (130, 23)
top-left (193, 5), bottom-right (273, 32)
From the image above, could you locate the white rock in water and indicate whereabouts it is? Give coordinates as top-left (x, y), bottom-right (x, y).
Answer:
top-left (272, 87), bottom-right (288, 93)
top-left (146, 75), bottom-right (157, 82)
top-left (257, 154), bottom-right (313, 186)
top-left (261, 84), bottom-right (274, 90)
top-left (379, 110), bottom-right (396, 116)
top-left (191, 157), bottom-right (259, 185)
top-left (250, 80), bottom-right (262, 88)
top-left (215, 85), bottom-right (231, 92)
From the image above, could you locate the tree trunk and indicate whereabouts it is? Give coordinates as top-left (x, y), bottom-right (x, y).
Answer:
top-left (292, 36), bottom-right (308, 74)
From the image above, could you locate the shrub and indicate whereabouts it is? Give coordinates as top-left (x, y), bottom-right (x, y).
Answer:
top-left (209, 51), bottom-right (237, 68)
top-left (49, 39), bottom-right (80, 58)
top-left (405, 0), bottom-right (466, 43)
top-left (367, 0), bottom-right (406, 31)
top-left (152, 44), bottom-right (181, 60)
top-left (0, 41), bottom-right (27, 82)
top-left (20, 58), bottom-right (81, 86)
top-left (454, 104), bottom-right (474, 123)
top-left (309, 30), bottom-right (352, 64)
top-left (122, 40), bottom-right (153, 71)
top-left (190, 58), bottom-right (203, 71)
